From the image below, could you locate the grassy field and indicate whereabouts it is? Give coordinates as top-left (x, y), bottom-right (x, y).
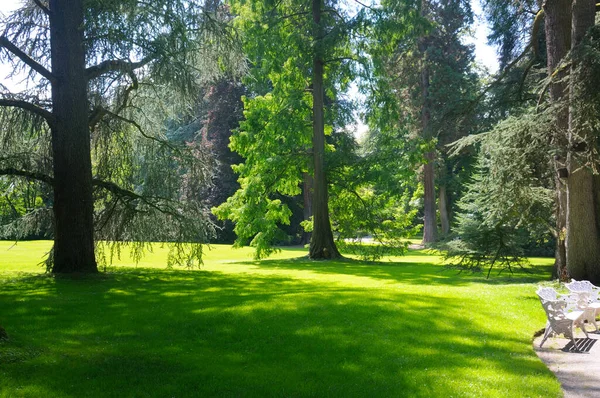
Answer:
top-left (0, 241), bottom-right (560, 397)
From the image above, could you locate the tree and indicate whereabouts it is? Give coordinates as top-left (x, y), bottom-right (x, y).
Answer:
top-left (168, 78), bottom-right (246, 243)
top-left (444, 112), bottom-right (556, 276)
top-left (481, 0), bottom-right (600, 282)
top-left (563, 0), bottom-right (600, 282)
top-left (369, 0), bottom-right (476, 243)
top-left (0, 0), bottom-right (240, 273)
top-left (309, 0), bottom-right (341, 258)
top-left (215, 0), bottom-right (363, 259)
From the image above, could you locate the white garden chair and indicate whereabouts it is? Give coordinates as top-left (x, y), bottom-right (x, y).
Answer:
top-left (536, 287), bottom-right (589, 351)
top-left (565, 279), bottom-right (600, 331)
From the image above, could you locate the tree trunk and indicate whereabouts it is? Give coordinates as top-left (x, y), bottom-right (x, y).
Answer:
top-left (565, 0), bottom-right (600, 283)
top-left (302, 172), bottom-right (313, 245)
top-left (543, 0), bottom-right (572, 280)
top-left (419, 0), bottom-right (436, 244)
top-left (420, 67), bottom-right (437, 241)
top-left (49, 0), bottom-right (97, 273)
top-left (308, 0), bottom-right (341, 260)
top-left (439, 184), bottom-right (450, 236)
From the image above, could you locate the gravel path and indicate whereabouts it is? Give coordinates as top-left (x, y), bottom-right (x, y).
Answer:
top-left (533, 330), bottom-right (600, 398)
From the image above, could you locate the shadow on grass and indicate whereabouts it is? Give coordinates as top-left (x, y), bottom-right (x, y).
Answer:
top-left (240, 253), bottom-right (553, 287)
top-left (0, 267), bottom-right (558, 397)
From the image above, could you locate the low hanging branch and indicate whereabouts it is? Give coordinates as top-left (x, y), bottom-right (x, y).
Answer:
top-left (0, 98), bottom-right (55, 126)
top-left (0, 168), bottom-right (54, 185)
top-left (0, 168), bottom-right (181, 219)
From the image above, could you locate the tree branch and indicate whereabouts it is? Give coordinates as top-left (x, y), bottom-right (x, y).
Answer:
top-left (351, 0), bottom-right (377, 12)
top-left (323, 56), bottom-right (357, 64)
top-left (0, 167), bottom-right (181, 219)
top-left (0, 36), bottom-right (55, 84)
top-left (92, 179), bottom-right (183, 219)
top-left (0, 168), bottom-right (53, 185)
top-left (32, 0), bottom-right (50, 15)
top-left (99, 107), bottom-right (181, 151)
top-left (0, 98), bottom-right (55, 125)
top-left (86, 57), bottom-right (152, 81)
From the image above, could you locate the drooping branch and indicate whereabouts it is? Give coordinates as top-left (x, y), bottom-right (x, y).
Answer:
top-left (0, 167), bottom-right (182, 218)
top-left (350, 0), bottom-right (378, 12)
top-left (88, 106), bottom-right (107, 129)
top-left (92, 179), bottom-right (183, 219)
top-left (0, 168), bottom-right (54, 185)
top-left (85, 57), bottom-right (152, 81)
top-left (0, 36), bottom-right (55, 84)
top-left (323, 56), bottom-right (357, 64)
top-left (32, 0), bottom-right (51, 15)
top-left (0, 98), bottom-right (55, 125)
top-left (98, 107), bottom-right (180, 151)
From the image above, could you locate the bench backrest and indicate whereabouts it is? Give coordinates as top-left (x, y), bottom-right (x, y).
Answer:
top-left (565, 280), bottom-right (599, 301)
top-left (537, 287), bottom-right (568, 321)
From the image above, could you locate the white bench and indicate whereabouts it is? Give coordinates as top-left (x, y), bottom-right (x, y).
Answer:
top-left (537, 287), bottom-right (589, 351)
top-left (565, 280), bottom-right (600, 332)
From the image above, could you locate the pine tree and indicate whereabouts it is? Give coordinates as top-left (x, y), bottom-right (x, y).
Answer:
top-left (0, 0), bottom-right (241, 272)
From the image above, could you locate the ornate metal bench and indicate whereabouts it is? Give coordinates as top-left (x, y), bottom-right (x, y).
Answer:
top-left (536, 287), bottom-right (589, 351)
top-left (565, 280), bottom-right (600, 332)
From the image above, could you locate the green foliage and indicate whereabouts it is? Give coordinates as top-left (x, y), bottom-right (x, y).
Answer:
top-left (215, 0), bottom-right (364, 258)
top-left (335, 240), bottom-right (409, 261)
top-left (570, 24), bottom-right (600, 171)
top-left (483, 0), bottom-right (540, 69)
top-left (326, 135), bottom-right (422, 260)
top-left (363, 0), bottom-right (479, 242)
top-left (443, 111), bottom-right (556, 276)
top-left (0, 0), bottom-right (245, 266)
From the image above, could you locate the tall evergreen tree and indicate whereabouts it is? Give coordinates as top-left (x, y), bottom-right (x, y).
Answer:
top-left (370, 0), bottom-right (476, 243)
top-left (482, 0), bottom-right (600, 282)
top-left (0, 0), bottom-right (241, 272)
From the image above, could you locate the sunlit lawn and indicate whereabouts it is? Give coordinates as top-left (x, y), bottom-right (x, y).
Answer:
top-left (0, 241), bottom-right (559, 397)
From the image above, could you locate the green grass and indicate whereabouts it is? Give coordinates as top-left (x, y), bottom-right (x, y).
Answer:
top-left (0, 241), bottom-right (560, 397)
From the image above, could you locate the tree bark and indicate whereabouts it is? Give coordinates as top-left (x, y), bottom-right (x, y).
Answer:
top-left (419, 0), bottom-right (437, 244)
top-left (309, 0), bottom-right (341, 259)
top-left (543, 0), bottom-right (572, 280)
top-left (565, 0), bottom-right (600, 283)
top-left (49, 0), bottom-right (97, 273)
top-left (438, 184), bottom-right (450, 236)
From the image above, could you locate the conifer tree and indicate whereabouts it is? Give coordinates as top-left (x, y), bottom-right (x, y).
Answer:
top-left (0, 0), bottom-right (241, 272)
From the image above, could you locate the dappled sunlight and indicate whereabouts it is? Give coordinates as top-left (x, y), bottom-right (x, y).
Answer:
top-left (0, 242), bottom-right (559, 397)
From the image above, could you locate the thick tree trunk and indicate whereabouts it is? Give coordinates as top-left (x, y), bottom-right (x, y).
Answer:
top-left (420, 65), bottom-right (437, 242)
top-left (553, 186), bottom-right (568, 280)
top-left (422, 153), bottom-right (437, 243)
top-left (49, 0), bottom-right (97, 273)
top-left (565, 0), bottom-right (600, 283)
top-left (309, 0), bottom-right (341, 260)
top-left (543, 0), bottom-right (572, 280)
top-left (419, 0), bottom-right (436, 244)
top-left (438, 184), bottom-right (450, 236)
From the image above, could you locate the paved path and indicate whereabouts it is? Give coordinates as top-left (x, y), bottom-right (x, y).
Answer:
top-left (533, 330), bottom-right (600, 398)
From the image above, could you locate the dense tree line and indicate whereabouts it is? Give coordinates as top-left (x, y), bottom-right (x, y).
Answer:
top-left (1, 0), bottom-right (599, 283)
